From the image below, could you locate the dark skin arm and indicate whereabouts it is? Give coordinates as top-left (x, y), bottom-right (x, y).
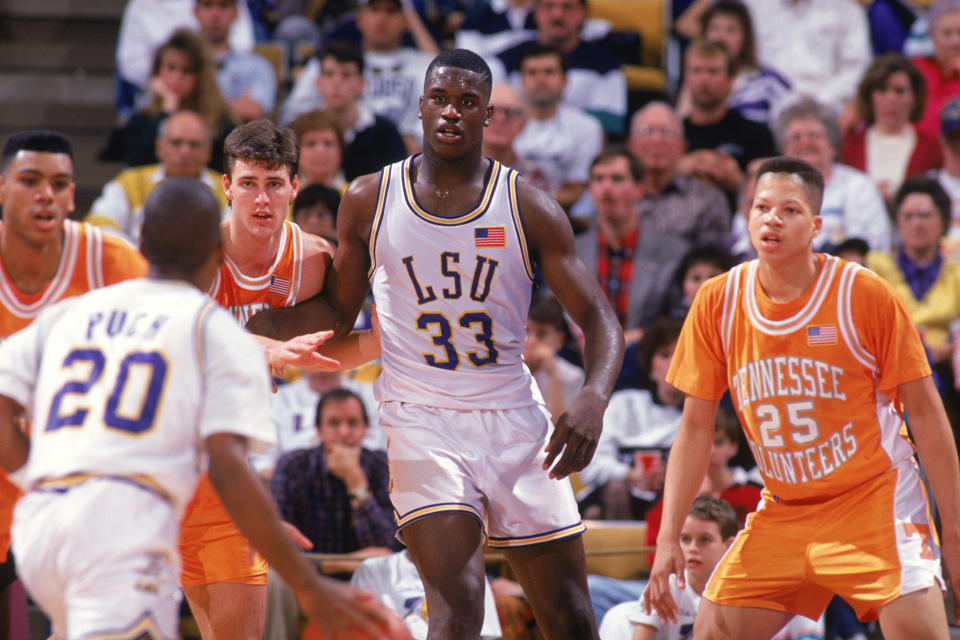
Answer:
top-left (516, 179), bottom-right (625, 478)
top-left (206, 432), bottom-right (410, 640)
top-left (246, 174), bottom-right (381, 342)
top-left (0, 396), bottom-right (28, 473)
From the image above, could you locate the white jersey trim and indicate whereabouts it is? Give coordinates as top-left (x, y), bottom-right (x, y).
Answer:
top-left (720, 263), bottom-right (744, 357)
top-left (221, 221), bottom-right (292, 291)
top-left (0, 220), bottom-right (83, 319)
top-left (400, 155), bottom-right (503, 226)
top-left (506, 169), bottom-right (535, 282)
top-left (837, 263), bottom-right (878, 373)
top-left (744, 256), bottom-right (840, 335)
top-left (367, 167), bottom-right (392, 280)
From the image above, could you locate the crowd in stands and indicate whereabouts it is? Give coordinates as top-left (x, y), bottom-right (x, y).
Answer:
top-left (28, 0), bottom-right (959, 637)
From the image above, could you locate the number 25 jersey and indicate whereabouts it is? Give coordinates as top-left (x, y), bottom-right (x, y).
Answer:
top-left (369, 156), bottom-right (541, 410)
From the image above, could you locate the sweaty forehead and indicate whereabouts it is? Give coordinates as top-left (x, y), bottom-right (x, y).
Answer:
top-left (425, 66), bottom-right (489, 98)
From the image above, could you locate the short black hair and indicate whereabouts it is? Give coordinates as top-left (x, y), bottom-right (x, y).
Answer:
top-left (754, 156), bottom-right (824, 214)
top-left (315, 387), bottom-right (368, 427)
top-left (3, 129), bottom-right (73, 170)
top-left (674, 244), bottom-right (734, 289)
top-left (425, 49), bottom-right (493, 97)
top-left (293, 183), bottom-right (341, 226)
top-left (140, 178), bottom-right (222, 274)
top-left (831, 237), bottom-right (870, 259)
top-left (635, 317), bottom-right (683, 372)
top-left (317, 40), bottom-right (365, 75)
top-left (894, 176), bottom-right (952, 231)
top-left (519, 43), bottom-right (568, 74)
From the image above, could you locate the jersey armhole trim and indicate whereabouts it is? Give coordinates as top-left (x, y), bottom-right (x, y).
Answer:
top-left (367, 166), bottom-right (391, 280)
top-left (507, 170), bottom-right (535, 282)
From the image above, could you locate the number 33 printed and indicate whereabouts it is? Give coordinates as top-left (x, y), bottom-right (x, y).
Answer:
top-left (46, 348), bottom-right (168, 434)
top-left (416, 311), bottom-right (498, 370)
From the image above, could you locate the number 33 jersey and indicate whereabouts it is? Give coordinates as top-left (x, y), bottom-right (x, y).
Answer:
top-left (0, 278), bottom-right (274, 515)
top-left (369, 156), bottom-right (542, 410)
top-left (668, 255), bottom-right (931, 503)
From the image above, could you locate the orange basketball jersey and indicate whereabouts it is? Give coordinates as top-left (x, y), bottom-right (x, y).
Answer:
top-left (668, 254), bottom-right (930, 503)
top-left (181, 219), bottom-right (309, 587)
top-left (0, 219), bottom-right (147, 560)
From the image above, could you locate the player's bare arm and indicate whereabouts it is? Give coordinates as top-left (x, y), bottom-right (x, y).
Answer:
top-left (0, 396), bottom-right (28, 473)
top-left (898, 375), bottom-right (960, 624)
top-left (206, 432), bottom-right (410, 640)
top-left (246, 174), bottom-right (381, 345)
top-left (515, 178), bottom-right (624, 479)
top-left (643, 394), bottom-right (718, 623)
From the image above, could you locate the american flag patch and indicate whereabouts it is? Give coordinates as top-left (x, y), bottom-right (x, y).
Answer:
top-left (807, 325), bottom-right (837, 345)
top-left (268, 275), bottom-right (290, 296)
top-left (474, 226), bottom-right (506, 248)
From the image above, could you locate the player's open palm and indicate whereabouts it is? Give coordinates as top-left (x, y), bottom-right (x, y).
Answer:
top-left (297, 578), bottom-right (412, 639)
top-left (643, 536), bottom-right (685, 625)
top-left (267, 330), bottom-right (342, 372)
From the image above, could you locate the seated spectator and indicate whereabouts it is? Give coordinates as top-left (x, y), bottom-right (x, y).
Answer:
top-left (524, 295), bottom-right (584, 422)
top-left (103, 28), bottom-right (235, 172)
top-left (578, 318), bottom-right (684, 520)
top-left (677, 39), bottom-right (777, 197)
top-left (86, 110), bottom-right (228, 247)
top-left (678, 0), bottom-right (793, 126)
top-left (289, 109), bottom-right (348, 192)
top-left (310, 42), bottom-right (407, 181)
top-left (776, 99), bottom-right (890, 252)
top-left (575, 147), bottom-right (688, 342)
top-left (482, 83), bottom-right (530, 170)
top-left (349, 550), bottom-right (502, 640)
top-left (498, 0), bottom-right (627, 136)
top-left (456, 0), bottom-right (536, 57)
top-left (194, 0), bottom-right (277, 123)
top-left (841, 54), bottom-right (943, 203)
top-left (932, 96), bottom-right (960, 260)
top-left (661, 244), bottom-right (735, 321)
top-left (114, 0), bottom-right (254, 121)
top-left (598, 495), bottom-right (823, 640)
top-left (513, 44), bottom-right (603, 211)
top-left (292, 183), bottom-right (342, 238)
top-left (832, 237), bottom-right (870, 267)
top-left (629, 102), bottom-right (731, 248)
top-left (910, 0), bottom-right (960, 141)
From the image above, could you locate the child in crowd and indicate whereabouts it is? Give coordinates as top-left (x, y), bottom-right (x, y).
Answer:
top-left (291, 182), bottom-right (341, 239)
top-left (523, 296), bottom-right (585, 423)
top-left (663, 245), bottom-right (735, 321)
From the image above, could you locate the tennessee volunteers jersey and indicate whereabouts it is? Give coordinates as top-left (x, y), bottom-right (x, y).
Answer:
top-left (0, 219), bottom-right (146, 560)
top-left (208, 220), bottom-right (307, 324)
top-left (369, 156), bottom-right (542, 410)
top-left (668, 254), bottom-right (930, 502)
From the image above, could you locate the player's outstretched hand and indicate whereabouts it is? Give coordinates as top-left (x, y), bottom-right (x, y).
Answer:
top-left (542, 388), bottom-right (604, 479)
top-left (296, 577), bottom-right (412, 640)
top-left (263, 331), bottom-right (342, 372)
top-left (642, 536), bottom-right (685, 624)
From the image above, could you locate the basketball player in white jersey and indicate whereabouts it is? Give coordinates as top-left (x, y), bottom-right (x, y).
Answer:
top-left (248, 49), bottom-right (625, 639)
top-left (0, 179), bottom-right (409, 640)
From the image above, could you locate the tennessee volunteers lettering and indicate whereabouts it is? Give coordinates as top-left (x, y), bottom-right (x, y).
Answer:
top-left (748, 422), bottom-right (858, 485)
top-left (227, 302), bottom-right (271, 325)
top-left (730, 356), bottom-right (847, 412)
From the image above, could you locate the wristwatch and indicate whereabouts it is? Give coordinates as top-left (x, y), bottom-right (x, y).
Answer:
top-left (349, 485), bottom-right (371, 503)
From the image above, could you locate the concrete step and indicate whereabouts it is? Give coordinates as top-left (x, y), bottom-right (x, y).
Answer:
top-left (0, 41), bottom-right (116, 74)
top-left (0, 0), bottom-right (127, 21)
top-left (0, 101), bottom-right (116, 133)
top-left (0, 71), bottom-right (113, 106)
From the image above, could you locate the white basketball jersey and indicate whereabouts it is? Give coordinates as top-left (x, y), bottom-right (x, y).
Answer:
top-left (0, 278), bottom-right (274, 515)
top-left (369, 156), bottom-right (542, 410)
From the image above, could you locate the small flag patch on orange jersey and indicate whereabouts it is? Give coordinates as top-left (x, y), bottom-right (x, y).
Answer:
top-left (475, 226), bottom-right (506, 247)
top-left (269, 275), bottom-right (290, 296)
top-left (807, 325), bottom-right (837, 345)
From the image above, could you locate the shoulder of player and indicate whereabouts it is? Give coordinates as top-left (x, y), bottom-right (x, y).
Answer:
top-left (340, 172), bottom-right (385, 218)
top-left (299, 228), bottom-right (335, 259)
top-left (94, 224), bottom-right (149, 278)
top-left (513, 175), bottom-right (564, 224)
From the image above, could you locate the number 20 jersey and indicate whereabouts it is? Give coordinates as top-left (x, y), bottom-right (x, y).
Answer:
top-left (369, 156), bottom-right (542, 410)
top-left (667, 255), bottom-right (930, 503)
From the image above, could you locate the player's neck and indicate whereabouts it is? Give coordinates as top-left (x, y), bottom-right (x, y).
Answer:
top-left (0, 225), bottom-right (64, 295)
top-left (222, 219), bottom-right (283, 277)
top-left (756, 253), bottom-right (820, 303)
top-left (416, 149), bottom-right (488, 190)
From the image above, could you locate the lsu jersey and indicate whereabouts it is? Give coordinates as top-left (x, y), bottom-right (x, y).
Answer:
top-left (369, 156), bottom-right (541, 410)
top-left (0, 279), bottom-right (273, 516)
top-left (668, 254), bottom-right (930, 502)
top-left (208, 220), bottom-right (307, 324)
top-left (0, 219), bottom-right (146, 560)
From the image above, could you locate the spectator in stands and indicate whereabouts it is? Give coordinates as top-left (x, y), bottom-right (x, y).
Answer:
top-left (86, 110), bottom-right (228, 247)
top-left (291, 184), bottom-right (342, 239)
top-left (114, 0), bottom-right (255, 122)
top-left (497, 0), bottom-right (627, 137)
top-left (280, 0), bottom-right (435, 151)
top-left (578, 318), bottom-right (684, 521)
top-left (514, 44), bottom-right (603, 211)
top-left (575, 147), bottom-right (688, 342)
top-left (289, 110), bottom-right (347, 192)
top-left (676, 0), bottom-right (792, 126)
top-left (482, 83), bottom-right (530, 170)
top-left (629, 102), bottom-right (731, 248)
top-left (309, 43), bottom-right (407, 181)
top-left (935, 97), bottom-right (960, 260)
top-left (194, 0), bottom-right (277, 123)
top-left (739, 0), bottom-right (871, 114)
top-left (104, 29), bottom-right (235, 172)
top-left (456, 0), bottom-right (536, 57)
top-left (841, 54), bottom-right (943, 203)
top-left (777, 99), bottom-right (891, 252)
top-left (661, 244), bottom-right (735, 322)
top-left (911, 0), bottom-right (960, 141)
top-left (831, 236), bottom-right (870, 267)
top-left (524, 295), bottom-right (584, 423)
top-left (677, 39), bottom-right (776, 197)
